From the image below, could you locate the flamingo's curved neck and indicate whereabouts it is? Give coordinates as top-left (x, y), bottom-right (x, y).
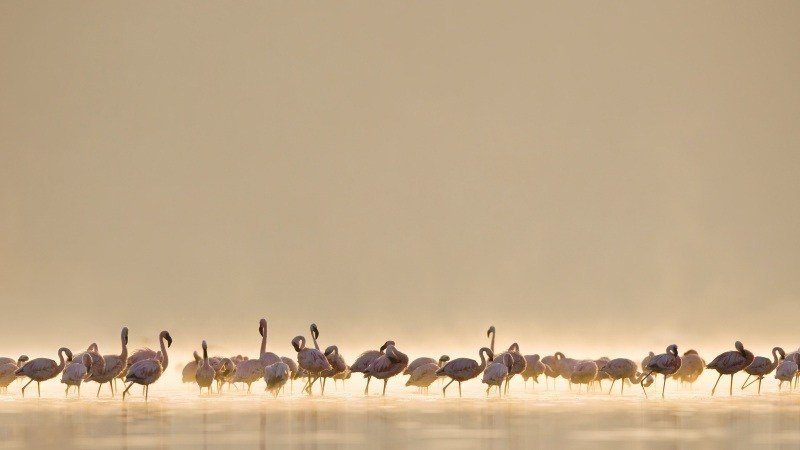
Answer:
top-left (159, 334), bottom-right (169, 370)
top-left (120, 332), bottom-right (128, 363)
top-left (311, 330), bottom-right (320, 351)
top-left (57, 349), bottom-right (67, 371)
top-left (479, 350), bottom-right (488, 371)
top-left (260, 325), bottom-right (267, 357)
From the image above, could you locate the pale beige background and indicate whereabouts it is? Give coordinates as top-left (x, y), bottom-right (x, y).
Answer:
top-left (1, 1), bottom-right (799, 359)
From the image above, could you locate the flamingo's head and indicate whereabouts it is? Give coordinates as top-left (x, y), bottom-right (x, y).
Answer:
top-left (201, 340), bottom-right (208, 352)
top-left (121, 327), bottom-right (129, 345)
top-left (379, 340), bottom-right (396, 353)
top-left (310, 324), bottom-right (320, 340)
top-left (487, 326), bottom-right (495, 337)
top-left (775, 347), bottom-right (786, 360)
top-left (324, 345), bottom-right (338, 357)
top-left (735, 341), bottom-right (745, 355)
top-left (438, 355), bottom-right (450, 365)
top-left (259, 318), bottom-right (267, 337)
top-left (291, 336), bottom-right (304, 352)
top-left (508, 343), bottom-right (520, 352)
top-left (554, 351), bottom-right (565, 360)
top-left (480, 347), bottom-right (494, 361)
top-left (193, 351), bottom-right (201, 362)
top-left (17, 355), bottom-right (29, 365)
top-left (87, 343), bottom-right (98, 353)
top-left (163, 332), bottom-right (173, 348)
top-left (667, 344), bottom-right (678, 356)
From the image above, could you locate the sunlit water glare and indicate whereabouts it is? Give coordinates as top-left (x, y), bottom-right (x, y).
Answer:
top-left (1, 376), bottom-right (800, 449)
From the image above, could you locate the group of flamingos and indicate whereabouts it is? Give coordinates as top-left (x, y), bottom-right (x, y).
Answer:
top-left (2, 320), bottom-right (799, 400)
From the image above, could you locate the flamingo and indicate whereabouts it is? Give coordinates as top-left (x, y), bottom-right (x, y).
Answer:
top-left (0, 355), bottom-right (29, 366)
top-left (436, 347), bottom-right (493, 397)
top-left (195, 340), bottom-right (215, 395)
top-left (521, 354), bottom-right (547, 389)
top-left (320, 345), bottom-right (347, 395)
top-left (641, 351), bottom-right (655, 371)
top-left (493, 343), bottom-right (527, 395)
top-left (554, 352), bottom-right (578, 389)
top-left (211, 357), bottom-right (234, 392)
top-left (405, 356), bottom-right (438, 376)
top-left (350, 341), bottom-right (393, 395)
top-left (232, 318), bottom-right (281, 392)
top-left (570, 360), bottom-right (598, 392)
top-left (672, 350), bottom-right (705, 387)
top-left (264, 362), bottom-right (290, 397)
top-left (122, 331), bottom-right (172, 401)
top-left (61, 353), bottom-right (93, 397)
top-left (641, 344), bottom-right (682, 398)
top-left (89, 327), bottom-right (129, 397)
top-left (775, 353), bottom-right (799, 390)
top-left (292, 335), bottom-right (331, 395)
top-left (363, 343), bottom-right (408, 396)
top-left (483, 353), bottom-right (512, 397)
top-left (598, 358), bottom-right (646, 394)
top-left (707, 341), bottom-right (754, 396)
top-left (73, 344), bottom-right (105, 385)
top-left (332, 367), bottom-right (352, 390)
top-left (742, 347), bottom-right (783, 394)
top-left (16, 347), bottom-right (72, 397)
top-left (406, 355), bottom-right (450, 393)
top-left (0, 356), bottom-right (28, 393)
top-left (541, 355), bottom-right (558, 389)
top-left (593, 357), bottom-right (611, 391)
top-left (182, 352), bottom-right (201, 384)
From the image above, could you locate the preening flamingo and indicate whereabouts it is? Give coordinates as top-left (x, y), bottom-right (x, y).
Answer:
top-left (570, 360), bottom-right (598, 392)
top-left (182, 352), bottom-right (201, 384)
top-left (16, 347), bottom-right (72, 397)
top-left (493, 343), bottom-right (526, 394)
top-left (483, 353), bottom-right (512, 397)
top-left (232, 318), bottom-right (281, 392)
top-left (122, 331), bottom-right (172, 401)
top-left (521, 354), bottom-right (547, 389)
top-left (672, 350), bottom-right (704, 387)
top-left (264, 362), bottom-right (290, 397)
top-left (641, 344), bottom-right (682, 398)
top-left (320, 345), bottom-right (347, 395)
top-left (195, 340), bottom-right (215, 395)
top-left (61, 353), bottom-right (93, 397)
top-left (775, 353), bottom-right (799, 390)
top-left (706, 341), bottom-right (754, 396)
top-left (363, 343), bottom-right (408, 396)
top-left (406, 355), bottom-right (450, 393)
top-left (350, 341), bottom-right (393, 395)
top-left (541, 355), bottom-right (558, 388)
top-left (436, 347), bottom-right (493, 397)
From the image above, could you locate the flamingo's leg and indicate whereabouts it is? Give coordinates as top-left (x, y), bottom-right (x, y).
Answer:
top-left (442, 378), bottom-right (455, 397)
top-left (710, 373), bottom-right (723, 396)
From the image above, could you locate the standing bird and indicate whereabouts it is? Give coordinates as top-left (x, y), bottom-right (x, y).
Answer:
top-left (0, 356), bottom-right (28, 393)
top-left (16, 347), bottom-right (73, 397)
top-left (264, 362), bottom-right (290, 397)
top-left (405, 356), bottom-right (438, 376)
top-left (483, 353), bottom-right (512, 397)
top-left (0, 355), bottom-right (29, 366)
top-left (706, 341), bottom-right (754, 396)
top-left (292, 335), bottom-right (331, 395)
top-left (742, 347), bottom-right (784, 394)
top-left (211, 357), bottom-right (234, 392)
top-left (406, 355), bottom-right (450, 393)
top-left (90, 327), bottom-right (129, 397)
top-left (350, 341), bottom-right (393, 395)
top-left (672, 350), bottom-right (705, 387)
top-left (232, 318), bottom-right (281, 392)
top-left (122, 331), bottom-right (172, 401)
top-left (280, 356), bottom-right (300, 393)
top-left (182, 352), bottom-right (201, 384)
top-left (436, 347), bottom-right (493, 397)
top-left (641, 352), bottom-right (655, 371)
top-left (775, 353), bottom-right (799, 390)
top-left (363, 343), bottom-right (409, 396)
top-left (320, 345), bottom-right (347, 395)
top-left (570, 360), bottom-right (598, 392)
top-left (195, 340), bottom-right (215, 395)
top-left (493, 343), bottom-right (527, 395)
top-left (541, 355), bottom-right (558, 389)
top-left (61, 353), bottom-right (94, 397)
top-left (521, 354), bottom-right (548, 389)
top-left (554, 352), bottom-right (578, 388)
top-left (641, 344), bottom-right (682, 398)
top-left (599, 358), bottom-right (646, 395)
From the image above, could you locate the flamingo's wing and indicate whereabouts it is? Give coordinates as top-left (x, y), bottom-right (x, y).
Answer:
top-left (439, 358), bottom-right (478, 379)
top-left (19, 358), bottom-right (56, 378)
top-left (126, 360), bottom-right (161, 383)
top-left (350, 351), bottom-right (381, 373)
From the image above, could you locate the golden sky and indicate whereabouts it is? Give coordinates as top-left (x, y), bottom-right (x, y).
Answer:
top-left (1, 1), bottom-right (799, 357)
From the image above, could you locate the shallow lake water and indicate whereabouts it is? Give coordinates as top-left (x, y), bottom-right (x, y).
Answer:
top-left (1, 377), bottom-right (800, 449)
